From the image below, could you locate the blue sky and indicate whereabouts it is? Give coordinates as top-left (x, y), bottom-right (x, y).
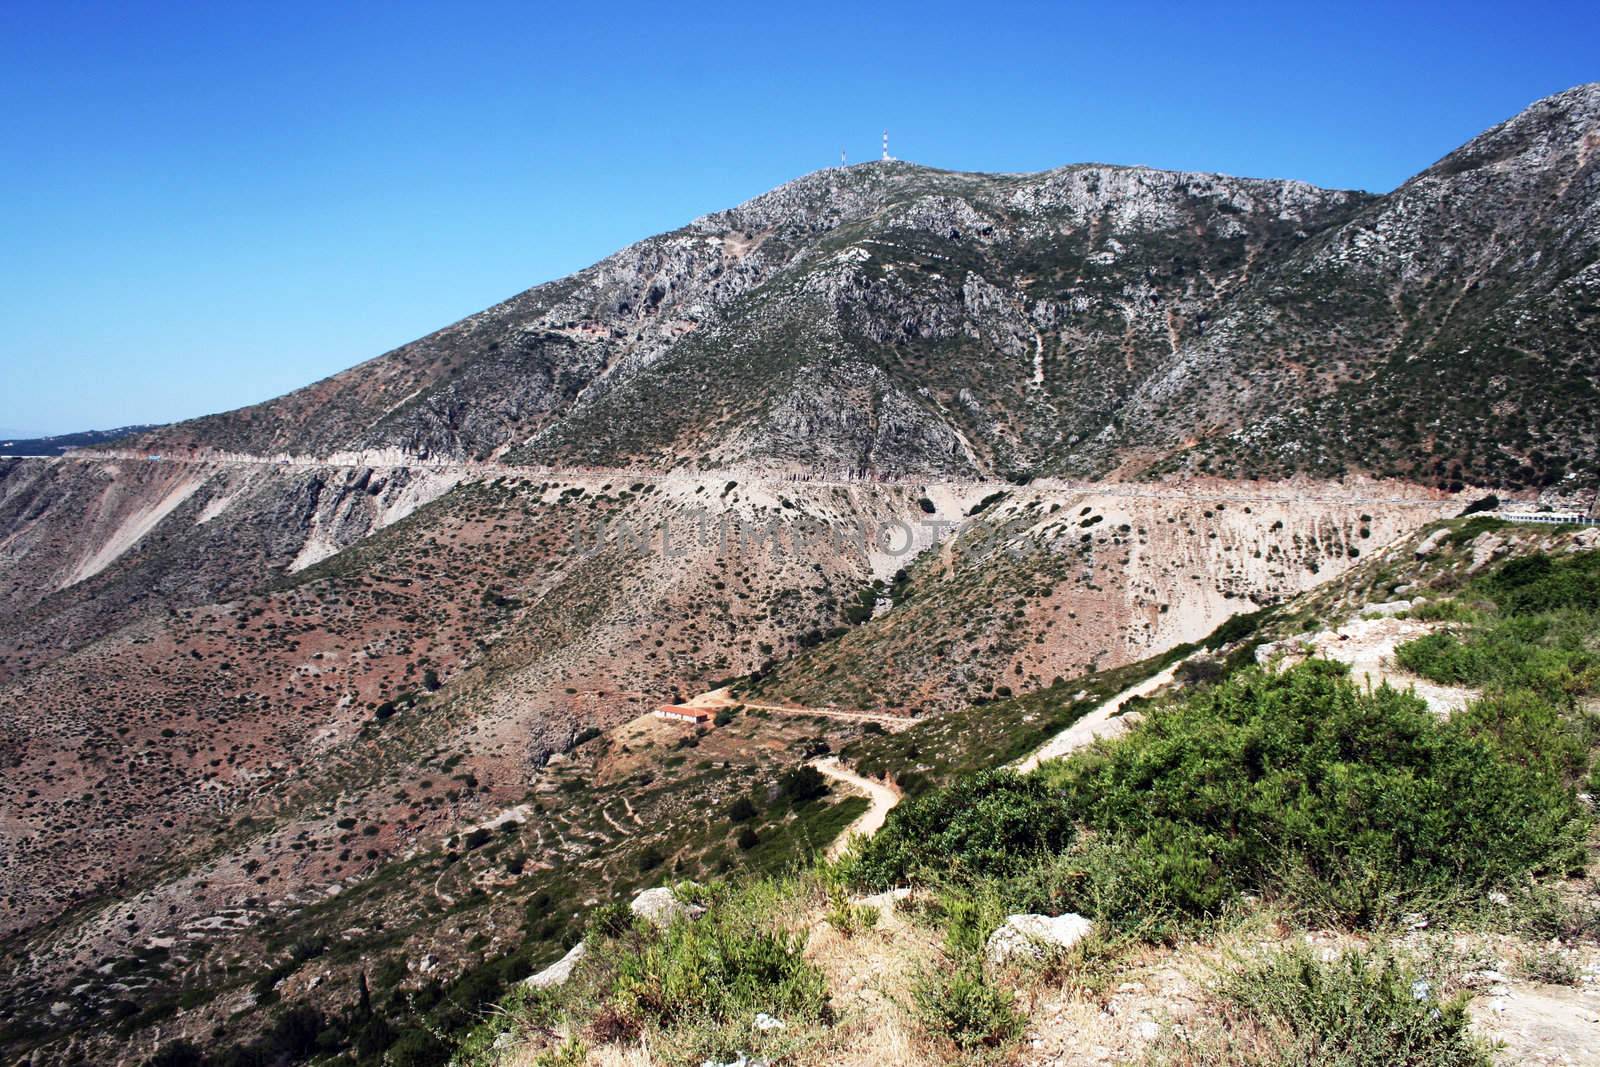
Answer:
top-left (1, 1), bottom-right (1595, 437)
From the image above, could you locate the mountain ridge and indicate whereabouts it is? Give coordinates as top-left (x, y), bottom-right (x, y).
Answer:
top-left (112, 83), bottom-right (1599, 490)
top-left (1, 85), bottom-right (1597, 1067)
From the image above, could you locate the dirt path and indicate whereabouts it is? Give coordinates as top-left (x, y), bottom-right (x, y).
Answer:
top-left (1012, 662), bottom-right (1182, 773)
top-left (1263, 615), bottom-right (1475, 716)
top-left (685, 686), bottom-right (911, 729)
top-left (813, 757), bottom-right (901, 861)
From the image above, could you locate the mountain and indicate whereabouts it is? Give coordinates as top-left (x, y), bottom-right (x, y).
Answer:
top-left (0, 85), bottom-right (1596, 1066)
top-left (125, 84), bottom-right (1600, 489)
top-left (0, 425), bottom-right (157, 457)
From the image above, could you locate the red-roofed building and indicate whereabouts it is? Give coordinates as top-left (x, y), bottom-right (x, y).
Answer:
top-left (654, 705), bottom-right (713, 725)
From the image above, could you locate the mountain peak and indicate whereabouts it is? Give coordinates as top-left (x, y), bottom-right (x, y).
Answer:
top-left (1422, 81), bottom-right (1600, 180)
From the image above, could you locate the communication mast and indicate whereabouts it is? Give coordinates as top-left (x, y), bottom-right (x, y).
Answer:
top-left (882, 129), bottom-right (891, 161)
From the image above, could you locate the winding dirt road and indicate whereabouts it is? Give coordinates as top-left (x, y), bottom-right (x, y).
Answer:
top-left (812, 756), bottom-right (901, 861)
top-left (1011, 662), bottom-right (1183, 773)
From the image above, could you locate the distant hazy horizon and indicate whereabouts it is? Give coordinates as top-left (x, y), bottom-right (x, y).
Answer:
top-left (3, 0), bottom-right (1597, 437)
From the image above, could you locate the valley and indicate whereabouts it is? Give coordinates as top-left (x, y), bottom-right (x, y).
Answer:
top-left (1, 81), bottom-right (1597, 1066)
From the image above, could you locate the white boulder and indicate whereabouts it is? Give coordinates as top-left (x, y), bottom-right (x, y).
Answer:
top-left (1413, 528), bottom-right (1451, 559)
top-left (631, 886), bottom-right (706, 928)
top-left (984, 912), bottom-right (1094, 970)
top-left (524, 940), bottom-right (587, 989)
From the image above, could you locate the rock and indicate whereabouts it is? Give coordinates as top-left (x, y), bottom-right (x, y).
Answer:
top-left (524, 940), bottom-right (587, 989)
top-left (1461, 968), bottom-right (1509, 988)
top-left (753, 1012), bottom-right (786, 1031)
top-left (859, 887), bottom-right (912, 913)
top-left (631, 886), bottom-right (706, 928)
top-left (1366, 599), bottom-right (1414, 617)
top-left (417, 953), bottom-right (439, 974)
top-left (1414, 528), bottom-right (1451, 559)
top-left (1467, 533), bottom-right (1507, 573)
top-left (984, 913), bottom-right (1094, 970)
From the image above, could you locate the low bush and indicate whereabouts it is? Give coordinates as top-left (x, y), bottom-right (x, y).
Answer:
top-left (1511, 945), bottom-right (1580, 986)
top-left (1041, 659), bottom-right (1588, 926)
top-left (1454, 689), bottom-right (1594, 784)
top-left (823, 888), bottom-right (880, 938)
top-left (1395, 613), bottom-right (1600, 699)
top-left (778, 765), bottom-right (829, 805)
top-left (1482, 550), bottom-right (1600, 616)
top-left (1444, 515), bottom-right (1507, 547)
top-left (1156, 946), bottom-right (1490, 1066)
top-left (912, 963), bottom-right (1024, 1051)
top-left (603, 907), bottom-right (828, 1033)
top-left (1405, 597), bottom-right (1479, 623)
top-left (585, 901), bottom-right (638, 940)
top-left (851, 770), bottom-right (1075, 887)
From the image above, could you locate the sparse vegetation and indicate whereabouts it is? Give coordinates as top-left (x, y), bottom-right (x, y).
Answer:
top-left (912, 963), bottom-right (1025, 1051)
top-left (852, 769), bottom-right (1074, 886)
top-left (1155, 946), bottom-right (1491, 1066)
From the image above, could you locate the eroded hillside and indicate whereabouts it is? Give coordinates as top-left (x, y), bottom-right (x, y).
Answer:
top-left (1, 83), bottom-right (1597, 1067)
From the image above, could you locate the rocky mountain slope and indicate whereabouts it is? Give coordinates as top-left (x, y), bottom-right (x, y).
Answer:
top-left (0, 85), bottom-right (1596, 1066)
top-left (127, 85), bottom-right (1600, 489)
top-left (0, 425), bottom-right (156, 458)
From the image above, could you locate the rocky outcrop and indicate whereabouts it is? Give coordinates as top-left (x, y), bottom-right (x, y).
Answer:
top-left (985, 912), bottom-right (1095, 970)
top-left (524, 941), bottom-right (587, 989)
top-left (630, 886), bottom-right (707, 928)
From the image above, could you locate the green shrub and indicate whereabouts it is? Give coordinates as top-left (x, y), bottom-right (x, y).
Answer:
top-left (1040, 660), bottom-right (1589, 926)
top-left (778, 765), bottom-right (829, 805)
top-left (851, 770), bottom-right (1076, 887)
top-left (383, 1027), bottom-right (451, 1067)
top-left (585, 901), bottom-right (638, 940)
top-left (604, 907), bottom-right (828, 1031)
top-left (823, 887), bottom-right (879, 938)
top-left (1158, 946), bottom-right (1490, 1066)
top-left (912, 963), bottom-right (1024, 1050)
top-left (1444, 515), bottom-right (1507, 547)
top-left (1454, 689), bottom-right (1594, 784)
top-left (1405, 597), bottom-right (1478, 623)
top-left (1396, 614), bottom-right (1600, 699)
top-left (1483, 550), bottom-right (1600, 615)
top-left (925, 881), bottom-right (1013, 961)
top-left (532, 1036), bottom-right (588, 1066)
top-left (1511, 945), bottom-right (1580, 986)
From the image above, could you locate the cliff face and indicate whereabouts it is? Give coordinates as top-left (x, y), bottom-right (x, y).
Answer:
top-left (0, 456), bottom-right (466, 683)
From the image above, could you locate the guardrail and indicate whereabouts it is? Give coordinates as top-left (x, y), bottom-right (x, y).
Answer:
top-left (1494, 512), bottom-right (1600, 526)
